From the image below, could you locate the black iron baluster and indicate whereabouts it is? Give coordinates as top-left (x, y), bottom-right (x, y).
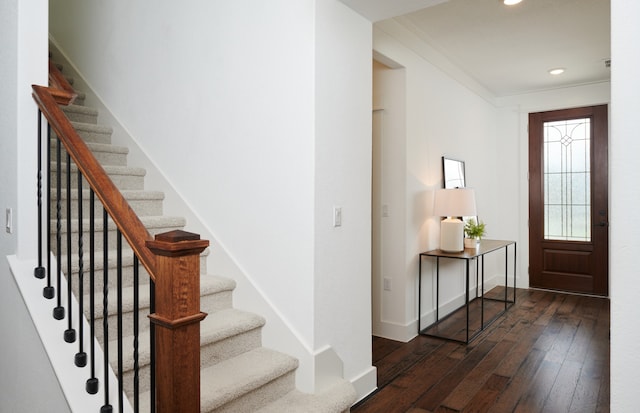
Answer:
top-left (53, 139), bottom-right (64, 321)
top-left (75, 169), bottom-right (86, 366)
top-left (117, 230), bottom-right (124, 413)
top-left (133, 255), bottom-right (140, 413)
top-left (101, 208), bottom-right (113, 413)
top-left (64, 152), bottom-right (76, 344)
top-left (86, 189), bottom-right (99, 395)
top-left (44, 122), bottom-right (54, 300)
top-left (34, 110), bottom-right (45, 279)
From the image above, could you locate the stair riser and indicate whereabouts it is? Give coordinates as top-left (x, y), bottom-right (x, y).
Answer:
top-left (61, 106), bottom-right (98, 124)
top-left (68, 264), bottom-right (151, 297)
top-left (49, 223), bottom-right (185, 255)
top-left (50, 143), bottom-right (128, 166)
top-left (51, 170), bottom-right (145, 191)
top-left (213, 372), bottom-right (297, 413)
top-left (63, 254), bottom-right (207, 296)
top-left (53, 127), bottom-right (112, 145)
top-left (73, 95), bottom-right (85, 106)
top-left (90, 288), bottom-right (234, 344)
top-left (201, 328), bottom-right (262, 368)
top-left (118, 327), bottom-right (263, 397)
top-left (49, 196), bottom-right (164, 219)
top-left (91, 306), bottom-right (152, 345)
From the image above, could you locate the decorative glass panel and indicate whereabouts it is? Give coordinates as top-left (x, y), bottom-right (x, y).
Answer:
top-left (543, 118), bottom-right (591, 241)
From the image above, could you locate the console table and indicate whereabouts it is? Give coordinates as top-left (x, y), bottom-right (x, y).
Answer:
top-left (418, 239), bottom-right (516, 344)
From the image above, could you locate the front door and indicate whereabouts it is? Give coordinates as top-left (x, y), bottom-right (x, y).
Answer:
top-left (529, 105), bottom-right (608, 296)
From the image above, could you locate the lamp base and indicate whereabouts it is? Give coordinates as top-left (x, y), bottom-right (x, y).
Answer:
top-left (440, 218), bottom-right (464, 252)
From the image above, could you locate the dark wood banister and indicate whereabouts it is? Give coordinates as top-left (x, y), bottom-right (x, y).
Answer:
top-left (31, 82), bottom-right (158, 280)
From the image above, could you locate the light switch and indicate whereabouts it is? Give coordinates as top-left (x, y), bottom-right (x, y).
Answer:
top-left (6, 208), bottom-right (12, 234)
top-left (333, 207), bottom-right (342, 227)
top-left (383, 277), bottom-right (391, 291)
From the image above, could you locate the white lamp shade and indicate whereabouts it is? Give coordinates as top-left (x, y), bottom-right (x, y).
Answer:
top-left (433, 188), bottom-right (477, 218)
top-left (433, 188), bottom-right (477, 252)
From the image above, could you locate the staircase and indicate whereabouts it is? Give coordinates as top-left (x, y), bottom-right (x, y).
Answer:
top-left (48, 50), bottom-right (356, 413)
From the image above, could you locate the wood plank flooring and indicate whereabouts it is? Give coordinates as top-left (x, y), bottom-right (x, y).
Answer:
top-left (351, 288), bottom-right (609, 413)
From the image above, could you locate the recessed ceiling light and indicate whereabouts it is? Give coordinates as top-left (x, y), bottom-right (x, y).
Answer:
top-left (548, 68), bottom-right (565, 75)
top-left (504, 0), bottom-right (523, 5)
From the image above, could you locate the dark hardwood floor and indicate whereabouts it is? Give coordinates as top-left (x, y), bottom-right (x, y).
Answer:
top-left (352, 288), bottom-right (610, 413)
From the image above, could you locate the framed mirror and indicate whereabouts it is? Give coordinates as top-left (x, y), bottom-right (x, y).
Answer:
top-left (441, 156), bottom-right (477, 231)
top-left (442, 156), bottom-right (466, 189)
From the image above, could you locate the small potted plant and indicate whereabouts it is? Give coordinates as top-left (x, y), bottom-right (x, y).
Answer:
top-left (464, 218), bottom-right (486, 249)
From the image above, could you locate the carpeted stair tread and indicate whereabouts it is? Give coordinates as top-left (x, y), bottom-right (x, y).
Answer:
top-left (201, 308), bottom-right (265, 344)
top-left (67, 121), bottom-right (113, 144)
top-left (108, 308), bottom-right (265, 373)
top-left (50, 140), bottom-right (128, 155)
top-left (199, 347), bottom-right (299, 412)
top-left (51, 163), bottom-right (147, 192)
top-left (62, 245), bottom-right (206, 272)
top-left (87, 273), bottom-right (235, 318)
top-left (84, 141), bottom-right (129, 154)
top-left (51, 188), bottom-right (164, 202)
top-left (256, 378), bottom-right (357, 413)
top-left (61, 104), bottom-right (98, 123)
top-left (51, 215), bottom-right (186, 235)
top-left (51, 162), bottom-right (147, 177)
top-left (51, 139), bottom-right (129, 157)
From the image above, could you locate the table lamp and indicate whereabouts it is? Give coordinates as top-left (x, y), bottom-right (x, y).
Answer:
top-left (433, 188), bottom-right (477, 252)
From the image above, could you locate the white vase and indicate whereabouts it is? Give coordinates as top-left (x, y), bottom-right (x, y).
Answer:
top-left (464, 238), bottom-right (479, 249)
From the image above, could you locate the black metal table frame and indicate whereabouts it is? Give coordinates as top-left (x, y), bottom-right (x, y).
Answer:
top-left (418, 240), bottom-right (517, 344)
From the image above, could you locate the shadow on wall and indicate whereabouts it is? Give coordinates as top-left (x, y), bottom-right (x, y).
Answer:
top-left (415, 188), bottom-right (439, 250)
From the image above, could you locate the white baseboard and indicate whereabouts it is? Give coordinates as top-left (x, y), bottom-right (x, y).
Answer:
top-left (349, 365), bottom-right (377, 404)
top-left (373, 319), bottom-right (417, 343)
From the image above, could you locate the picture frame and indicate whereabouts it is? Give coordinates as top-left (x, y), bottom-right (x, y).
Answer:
top-left (441, 156), bottom-right (478, 231)
top-left (442, 156), bottom-right (466, 189)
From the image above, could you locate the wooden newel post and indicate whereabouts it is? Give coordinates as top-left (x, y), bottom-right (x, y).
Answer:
top-left (146, 230), bottom-right (209, 413)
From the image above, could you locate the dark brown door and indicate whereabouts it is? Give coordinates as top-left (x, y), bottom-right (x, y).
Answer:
top-left (529, 105), bottom-right (608, 296)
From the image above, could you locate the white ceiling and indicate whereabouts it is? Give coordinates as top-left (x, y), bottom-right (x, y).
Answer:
top-left (342, 0), bottom-right (611, 97)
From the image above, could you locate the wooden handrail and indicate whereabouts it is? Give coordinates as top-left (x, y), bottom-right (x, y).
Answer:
top-left (31, 84), bottom-right (157, 280)
top-left (48, 59), bottom-right (78, 106)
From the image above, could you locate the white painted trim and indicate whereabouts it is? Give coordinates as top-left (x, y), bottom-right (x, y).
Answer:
top-left (349, 365), bottom-right (377, 404)
top-left (374, 319), bottom-right (417, 343)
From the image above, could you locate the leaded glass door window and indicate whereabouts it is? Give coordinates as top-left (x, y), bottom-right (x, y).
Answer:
top-left (543, 118), bottom-right (591, 241)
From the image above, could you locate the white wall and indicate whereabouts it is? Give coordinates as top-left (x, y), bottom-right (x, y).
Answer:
top-left (373, 20), bottom-right (512, 342)
top-left (0, 0), bottom-right (70, 411)
top-left (49, 0), bottom-right (375, 397)
top-left (372, 60), bottom-right (408, 340)
top-left (314, 0), bottom-right (376, 395)
top-left (610, 0), bottom-right (640, 410)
